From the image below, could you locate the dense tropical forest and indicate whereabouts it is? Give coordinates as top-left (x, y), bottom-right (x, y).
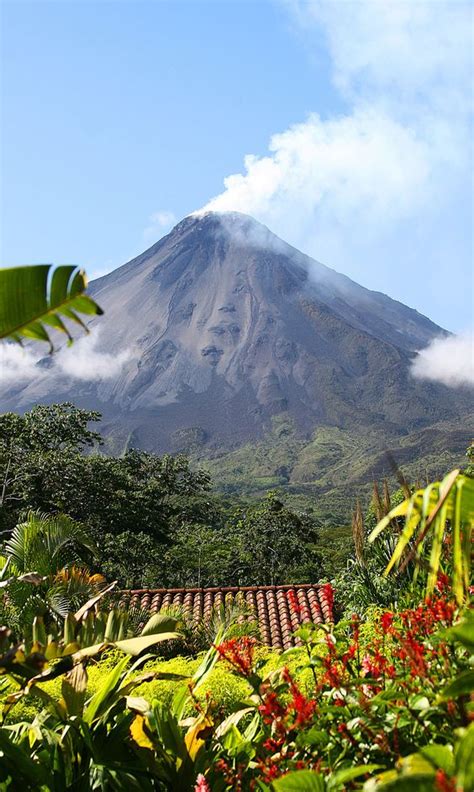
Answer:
top-left (0, 402), bottom-right (326, 592)
top-left (0, 401), bottom-right (472, 790)
top-left (0, 265), bottom-right (472, 790)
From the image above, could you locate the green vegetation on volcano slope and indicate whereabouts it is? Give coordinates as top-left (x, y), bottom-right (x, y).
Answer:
top-left (200, 413), bottom-right (470, 521)
top-left (1, 402), bottom-right (469, 587)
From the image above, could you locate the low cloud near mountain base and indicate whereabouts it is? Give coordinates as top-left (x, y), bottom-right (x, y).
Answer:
top-left (411, 331), bottom-right (474, 388)
top-left (0, 330), bottom-right (131, 388)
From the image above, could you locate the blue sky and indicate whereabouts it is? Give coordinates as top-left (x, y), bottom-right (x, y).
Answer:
top-left (1, 0), bottom-right (472, 332)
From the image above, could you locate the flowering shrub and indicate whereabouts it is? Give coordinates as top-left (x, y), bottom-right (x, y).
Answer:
top-left (203, 592), bottom-right (473, 790)
top-left (215, 636), bottom-right (257, 677)
top-left (0, 588), bottom-right (472, 790)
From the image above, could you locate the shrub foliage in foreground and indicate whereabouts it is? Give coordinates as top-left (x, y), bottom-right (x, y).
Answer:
top-left (0, 462), bottom-right (472, 789)
top-left (0, 590), bottom-right (472, 791)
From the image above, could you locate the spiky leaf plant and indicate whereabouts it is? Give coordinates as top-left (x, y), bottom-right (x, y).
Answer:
top-left (369, 469), bottom-right (474, 605)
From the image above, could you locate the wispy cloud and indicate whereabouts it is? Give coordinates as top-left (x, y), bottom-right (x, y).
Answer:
top-left (55, 329), bottom-right (132, 381)
top-left (411, 331), bottom-right (474, 388)
top-left (200, 109), bottom-right (432, 248)
top-left (143, 210), bottom-right (176, 244)
top-left (199, 1), bottom-right (472, 327)
top-left (0, 330), bottom-right (132, 388)
top-left (0, 345), bottom-right (41, 385)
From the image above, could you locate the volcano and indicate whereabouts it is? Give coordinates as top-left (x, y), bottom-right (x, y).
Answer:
top-left (2, 212), bottom-right (471, 501)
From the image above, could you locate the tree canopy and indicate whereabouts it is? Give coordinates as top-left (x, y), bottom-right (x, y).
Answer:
top-left (0, 403), bottom-right (323, 588)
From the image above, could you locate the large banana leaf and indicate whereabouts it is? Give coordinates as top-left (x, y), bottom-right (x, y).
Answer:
top-left (0, 264), bottom-right (103, 349)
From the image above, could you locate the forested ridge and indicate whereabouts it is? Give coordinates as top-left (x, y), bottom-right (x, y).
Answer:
top-left (0, 403), bottom-right (325, 589)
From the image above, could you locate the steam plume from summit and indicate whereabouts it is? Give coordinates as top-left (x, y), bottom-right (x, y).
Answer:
top-left (198, 1), bottom-right (472, 329)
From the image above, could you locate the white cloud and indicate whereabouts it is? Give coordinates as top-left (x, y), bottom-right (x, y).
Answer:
top-left (0, 330), bottom-right (132, 388)
top-left (0, 344), bottom-right (41, 385)
top-left (411, 331), bottom-right (474, 387)
top-left (143, 210), bottom-right (176, 244)
top-left (55, 330), bottom-right (132, 381)
top-left (202, 108), bottom-right (433, 245)
top-left (198, 1), bottom-right (472, 327)
top-left (288, 0), bottom-right (472, 114)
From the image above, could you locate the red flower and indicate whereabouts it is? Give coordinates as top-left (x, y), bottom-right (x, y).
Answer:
top-left (380, 611), bottom-right (394, 633)
top-left (263, 737), bottom-right (282, 753)
top-left (291, 687), bottom-right (317, 726)
top-left (322, 661), bottom-right (343, 687)
top-left (214, 637), bottom-right (256, 676)
top-left (295, 761), bottom-right (308, 770)
top-left (321, 582), bottom-right (334, 613)
top-left (286, 590), bottom-right (302, 616)
top-left (259, 762), bottom-right (282, 782)
top-left (396, 637), bottom-right (427, 678)
top-left (280, 667), bottom-right (317, 726)
top-left (342, 643), bottom-right (357, 665)
top-left (259, 691), bottom-right (286, 724)
top-left (436, 572), bottom-right (450, 593)
top-left (447, 700), bottom-right (456, 717)
top-left (337, 721), bottom-right (358, 746)
top-left (351, 613), bottom-right (360, 642)
top-left (435, 769), bottom-right (456, 792)
top-left (215, 759), bottom-right (244, 790)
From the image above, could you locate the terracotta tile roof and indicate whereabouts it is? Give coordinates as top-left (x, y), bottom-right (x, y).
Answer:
top-left (119, 583), bottom-right (334, 650)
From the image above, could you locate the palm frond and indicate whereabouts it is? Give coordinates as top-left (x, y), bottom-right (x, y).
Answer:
top-left (47, 566), bottom-right (107, 617)
top-left (0, 264), bottom-right (103, 350)
top-left (5, 512), bottom-right (97, 576)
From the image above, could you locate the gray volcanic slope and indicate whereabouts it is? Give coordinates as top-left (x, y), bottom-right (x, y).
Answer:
top-left (2, 212), bottom-right (471, 462)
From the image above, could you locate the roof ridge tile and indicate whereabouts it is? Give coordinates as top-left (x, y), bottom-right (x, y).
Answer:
top-left (118, 583), bottom-right (334, 649)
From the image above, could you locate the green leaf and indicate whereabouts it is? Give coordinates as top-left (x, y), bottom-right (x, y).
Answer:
top-left (0, 264), bottom-right (103, 349)
top-left (150, 700), bottom-right (187, 760)
top-left (214, 707), bottom-right (254, 739)
top-left (439, 670), bottom-right (474, 701)
top-left (329, 765), bottom-right (382, 789)
top-left (32, 615), bottom-right (46, 646)
top-left (364, 778), bottom-right (436, 791)
top-left (426, 498), bottom-right (449, 597)
top-left (61, 661), bottom-right (88, 717)
top-left (409, 695), bottom-right (430, 711)
top-left (455, 724), bottom-right (474, 791)
top-left (371, 470), bottom-right (473, 603)
top-left (140, 612), bottom-right (179, 636)
top-left (0, 728), bottom-right (48, 785)
top-left (273, 770), bottom-right (325, 791)
top-left (398, 753), bottom-right (436, 776)
top-left (419, 744), bottom-right (454, 775)
top-left (368, 501), bottom-right (409, 543)
top-left (452, 479), bottom-right (465, 605)
top-left (74, 580), bottom-right (117, 621)
top-left (446, 613), bottom-right (474, 652)
top-left (172, 637), bottom-right (222, 719)
top-left (83, 653), bottom-right (130, 723)
top-left (384, 499), bottom-right (421, 575)
top-left (114, 631), bottom-right (180, 656)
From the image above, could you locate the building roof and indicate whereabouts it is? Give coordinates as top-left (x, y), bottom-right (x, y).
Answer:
top-left (119, 583), bottom-right (334, 650)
